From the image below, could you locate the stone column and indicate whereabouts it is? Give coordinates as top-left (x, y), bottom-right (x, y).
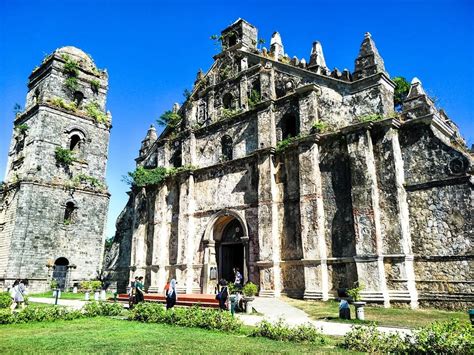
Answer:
top-left (387, 127), bottom-right (418, 308)
top-left (177, 172), bottom-right (196, 294)
top-left (207, 90), bottom-right (215, 122)
top-left (148, 183), bottom-right (170, 293)
top-left (298, 140), bottom-right (328, 300)
top-left (297, 87), bottom-right (319, 134)
top-left (256, 150), bottom-right (281, 297)
top-left (239, 76), bottom-right (248, 110)
top-left (130, 191), bottom-right (148, 279)
top-left (259, 64), bottom-right (276, 101)
top-left (346, 128), bottom-right (389, 306)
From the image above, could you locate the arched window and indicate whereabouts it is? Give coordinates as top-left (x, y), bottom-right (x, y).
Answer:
top-left (222, 93), bottom-right (233, 109)
top-left (281, 113), bottom-right (298, 140)
top-left (73, 91), bottom-right (84, 108)
top-left (69, 134), bottom-right (81, 151)
top-left (64, 202), bottom-right (76, 224)
top-left (221, 135), bottom-right (233, 161)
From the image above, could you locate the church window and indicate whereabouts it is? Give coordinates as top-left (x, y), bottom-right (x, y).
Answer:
top-left (227, 33), bottom-right (237, 47)
top-left (64, 202), bottom-right (76, 224)
top-left (223, 93), bottom-right (233, 109)
top-left (281, 113), bottom-right (298, 140)
top-left (73, 91), bottom-right (84, 108)
top-left (221, 135), bottom-right (233, 161)
top-left (69, 134), bottom-right (81, 152)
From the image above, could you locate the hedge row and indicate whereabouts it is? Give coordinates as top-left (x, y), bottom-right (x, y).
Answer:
top-left (128, 303), bottom-right (241, 332)
top-left (0, 301), bottom-right (123, 325)
top-left (250, 319), bottom-right (327, 344)
top-left (343, 320), bottom-right (473, 354)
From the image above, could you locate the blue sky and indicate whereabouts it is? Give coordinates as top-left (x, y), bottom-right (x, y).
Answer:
top-left (1, 0), bottom-right (473, 239)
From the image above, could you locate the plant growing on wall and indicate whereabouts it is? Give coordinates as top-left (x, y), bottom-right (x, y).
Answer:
top-left (90, 79), bottom-right (100, 93)
top-left (47, 97), bottom-right (77, 112)
top-left (72, 174), bottom-right (103, 189)
top-left (312, 121), bottom-right (329, 133)
top-left (55, 147), bottom-right (75, 166)
top-left (15, 123), bottom-right (29, 134)
top-left (357, 113), bottom-right (383, 123)
top-left (157, 110), bottom-right (181, 128)
top-left (392, 76), bottom-right (410, 112)
top-left (85, 102), bottom-right (108, 123)
top-left (248, 89), bottom-right (261, 109)
top-left (276, 135), bottom-right (300, 153)
top-left (221, 108), bottom-right (241, 119)
top-left (62, 54), bottom-right (80, 94)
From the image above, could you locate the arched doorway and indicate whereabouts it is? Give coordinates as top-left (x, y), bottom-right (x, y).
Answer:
top-left (217, 219), bottom-right (244, 283)
top-left (52, 257), bottom-right (69, 290)
top-left (201, 210), bottom-right (250, 293)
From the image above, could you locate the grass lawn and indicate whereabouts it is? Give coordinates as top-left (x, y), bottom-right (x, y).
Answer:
top-left (29, 291), bottom-right (114, 300)
top-left (283, 297), bottom-right (469, 328)
top-left (0, 317), bottom-right (352, 354)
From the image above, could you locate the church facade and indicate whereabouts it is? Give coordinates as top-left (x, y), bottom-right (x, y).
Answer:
top-left (0, 47), bottom-right (111, 292)
top-left (105, 19), bottom-right (472, 308)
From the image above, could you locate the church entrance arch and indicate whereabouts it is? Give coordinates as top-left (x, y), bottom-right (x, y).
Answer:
top-left (52, 257), bottom-right (69, 290)
top-left (202, 210), bottom-right (249, 293)
top-left (217, 219), bottom-right (244, 283)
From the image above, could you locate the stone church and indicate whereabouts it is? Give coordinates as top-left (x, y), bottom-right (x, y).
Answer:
top-left (108, 19), bottom-right (470, 309)
top-left (0, 47), bottom-right (111, 292)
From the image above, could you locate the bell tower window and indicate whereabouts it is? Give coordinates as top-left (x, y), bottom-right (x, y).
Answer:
top-left (73, 91), bottom-right (84, 108)
top-left (69, 134), bottom-right (81, 151)
top-left (221, 135), bottom-right (233, 161)
top-left (223, 93), bottom-right (233, 109)
top-left (64, 201), bottom-right (76, 224)
top-left (281, 113), bottom-right (298, 140)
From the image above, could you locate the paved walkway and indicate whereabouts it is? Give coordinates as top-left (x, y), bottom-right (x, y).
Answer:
top-left (30, 296), bottom-right (411, 337)
top-left (236, 297), bottom-right (412, 336)
top-left (29, 297), bottom-right (87, 310)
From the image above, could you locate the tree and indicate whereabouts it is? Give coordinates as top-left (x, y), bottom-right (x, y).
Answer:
top-left (156, 110), bottom-right (181, 128)
top-left (393, 76), bottom-right (410, 112)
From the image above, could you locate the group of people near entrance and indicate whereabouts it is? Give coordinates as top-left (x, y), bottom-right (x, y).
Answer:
top-left (127, 267), bottom-right (243, 312)
top-left (128, 276), bottom-right (177, 310)
top-left (8, 279), bottom-right (28, 312)
top-left (216, 267), bottom-right (243, 310)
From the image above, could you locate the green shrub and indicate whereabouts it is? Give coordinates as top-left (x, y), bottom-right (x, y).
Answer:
top-left (242, 282), bottom-right (258, 297)
top-left (72, 174), bottom-right (103, 189)
top-left (343, 320), bottom-right (473, 354)
top-left (84, 301), bottom-right (122, 317)
top-left (347, 281), bottom-right (364, 302)
top-left (251, 319), bottom-right (326, 344)
top-left (410, 319), bottom-right (473, 354)
top-left (129, 303), bottom-right (241, 332)
top-left (221, 108), bottom-right (241, 119)
top-left (248, 89), bottom-right (261, 109)
top-left (90, 280), bottom-right (102, 291)
top-left (0, 309), bottom-right (14, 324)
top-left (80, 281), bottom-right (91, 291)
top-left (84, 102), bottom-right (108, 123)
top-left (50, 280), bottom-right (58, 289)
top-left (55, 147), bottom-right (75, 166)
top-left (342, 323), bottom-right (408, 353)
top-left (0, 292), bottom-right (12, 309)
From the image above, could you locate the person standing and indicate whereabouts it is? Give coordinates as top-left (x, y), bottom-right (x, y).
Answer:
top-left (9, 279), bottom-right (19, 312)
top-left (166, 279), bottom-right (177, 310)
top-left (14, 279), bottom-right (27, 310)
top-left (217, 279), bottom-right (228, 311)
top-left (128, 276), bottom-right (138, 309)
top-left (135, 276), bottom-right (145, 304)
top-left (233, 267), bottom-right (243, 289)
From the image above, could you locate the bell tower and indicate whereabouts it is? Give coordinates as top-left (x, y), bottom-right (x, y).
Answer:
top-left (0, 47), bottom-right (111, 292)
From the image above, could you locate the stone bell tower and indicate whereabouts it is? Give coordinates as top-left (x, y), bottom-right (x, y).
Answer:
top-left (0, 46), bottom-right (111, 292)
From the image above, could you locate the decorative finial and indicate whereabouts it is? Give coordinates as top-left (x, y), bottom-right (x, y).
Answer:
top-left (365, 32), bottom-right (372, 39)
top-left (411, 77), bottom-right (421, 85)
